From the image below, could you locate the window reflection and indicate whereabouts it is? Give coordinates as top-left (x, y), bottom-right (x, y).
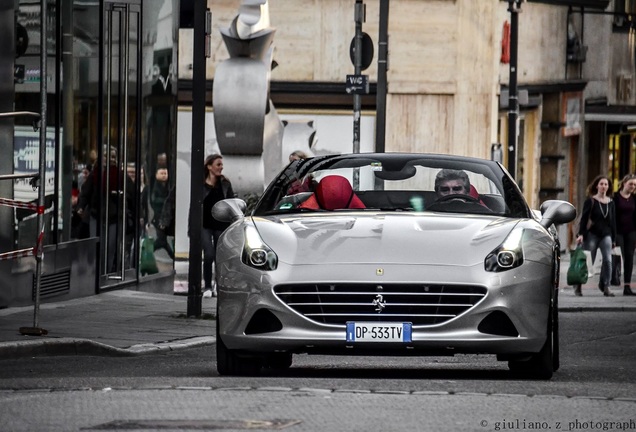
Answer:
top-left (66, 0), bottom-right (178, 277)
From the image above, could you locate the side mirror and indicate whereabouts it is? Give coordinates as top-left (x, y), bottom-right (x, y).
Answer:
top-left (212, 198), bottom-right (246, 223)
top-left (539, 200), bottom-right (576, 229)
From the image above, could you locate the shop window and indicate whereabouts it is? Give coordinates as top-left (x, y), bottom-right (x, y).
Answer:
top-left (614, 0), bottom-right (636, 30)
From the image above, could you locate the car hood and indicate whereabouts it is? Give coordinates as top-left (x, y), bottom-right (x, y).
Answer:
top-left (252, 213), bottom-right (520, 266)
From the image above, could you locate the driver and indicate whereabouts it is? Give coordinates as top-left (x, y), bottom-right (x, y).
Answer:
top-left (434, 169), bottom-right (471, 197)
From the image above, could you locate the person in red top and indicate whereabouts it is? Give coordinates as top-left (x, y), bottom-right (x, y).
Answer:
top-left (77, 148), bottom-right (135, 272)
top-left (298, 175), bottom-right (366, 210)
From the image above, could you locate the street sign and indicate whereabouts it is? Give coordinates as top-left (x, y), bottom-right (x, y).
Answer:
top-left (349, 32), bottom-right (374, 71)
top-left (14, 65), bottom-right (25, 83)
top-left (345, 74), bottom-right (369, 95)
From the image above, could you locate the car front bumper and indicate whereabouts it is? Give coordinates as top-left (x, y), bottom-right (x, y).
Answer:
top-left (216, 260), bottom-right (553, 356)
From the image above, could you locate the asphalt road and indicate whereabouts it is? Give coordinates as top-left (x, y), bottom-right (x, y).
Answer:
top-left (0, 311), bottom-right (634, 431)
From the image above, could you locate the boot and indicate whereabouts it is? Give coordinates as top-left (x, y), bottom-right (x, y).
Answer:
top-left (574, 285), bottom-right (582, 296)
top-left (603, 286), bottom-right (615, 297)
top-left (624, 285), bottom-right (636, 296)
top-left (598, 282), bottom-right (605, 293)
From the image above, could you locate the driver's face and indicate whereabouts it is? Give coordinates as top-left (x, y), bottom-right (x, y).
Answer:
top-left (437, 180), bottom-right (466, 196)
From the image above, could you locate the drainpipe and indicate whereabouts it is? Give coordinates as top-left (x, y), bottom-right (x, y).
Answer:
top-left (352, 0), bottom-right (364, 156)
top-left (375, 0), bottom-right (389, 153)
top-left (507, 0), bottom-right (522, 180)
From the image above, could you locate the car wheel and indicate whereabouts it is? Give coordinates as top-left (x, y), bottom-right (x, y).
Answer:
top-left (508, 307), bottom-right (554, 380)
top-left (265, 352), bottom-right (293, 370)
top-left (216, 316), bottom-right (263, 376)
top-left (552, 286), bottom-right (560, 372)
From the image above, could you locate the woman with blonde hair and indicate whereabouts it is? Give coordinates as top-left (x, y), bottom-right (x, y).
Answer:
top-left (614, 173), bottom-right (636, 296)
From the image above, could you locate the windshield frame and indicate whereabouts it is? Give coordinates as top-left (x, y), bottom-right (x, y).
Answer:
top-left (252, 153), bottom-right (531, 218)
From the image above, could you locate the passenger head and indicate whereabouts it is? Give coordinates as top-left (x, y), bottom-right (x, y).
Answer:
top-left (289, 150), bottom-right (308, 162)
top-left (435, 169), bottom-right (471, 197)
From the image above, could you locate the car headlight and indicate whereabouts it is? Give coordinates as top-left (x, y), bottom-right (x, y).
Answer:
top-left (484, 227), bottom-right (524, 272)
top-left (242, 224), bottom-right (278, 271)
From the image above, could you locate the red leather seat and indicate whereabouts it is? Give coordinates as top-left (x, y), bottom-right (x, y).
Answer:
top-left (469, 185), bottom-right (488, 207)
top-left (299, 175), bottom-right (366, 210)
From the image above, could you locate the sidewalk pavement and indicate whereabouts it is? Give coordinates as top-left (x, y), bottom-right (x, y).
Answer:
top-left (0, 256), bottom-right (635, 360)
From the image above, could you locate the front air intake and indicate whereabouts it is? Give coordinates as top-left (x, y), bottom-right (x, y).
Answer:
top-left (274, 283), bottom-right (487, 326)
top-left (244, 309), bottom-right (283, 335)
top-left (478, 311), bottom-right (519, 337)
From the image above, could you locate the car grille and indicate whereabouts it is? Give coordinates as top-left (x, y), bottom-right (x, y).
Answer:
top-left (273, 283), bottom-right (487, 326)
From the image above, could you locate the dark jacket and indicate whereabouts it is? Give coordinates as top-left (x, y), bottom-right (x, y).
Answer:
top-left (614, 193), bottom-right (636, 235)
top-left (150, 180), bottom-right (172, 224)
top-left (578, 197), bottom-right (616, 241)
top-left (77, 165), bottom-right (135, 229)
top-left (188, 177), bottom-right (235, 236)
top-left (202, 177), bottom-right (234, 204)
top-left (157, 185), bottom-right (175, 236)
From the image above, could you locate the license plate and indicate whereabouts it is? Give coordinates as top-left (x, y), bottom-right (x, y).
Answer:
top-left (346, 322), bottom-right (412, 343)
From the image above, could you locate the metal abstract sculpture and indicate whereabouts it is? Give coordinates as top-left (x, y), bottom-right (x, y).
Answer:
top-left (213, 0), bottom-right (284, 187)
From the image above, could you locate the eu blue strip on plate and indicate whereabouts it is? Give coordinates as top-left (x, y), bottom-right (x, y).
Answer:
top-left (346, 322), bottom-right (355, 342)
top-left (404, 322), bottom-right (412, 342)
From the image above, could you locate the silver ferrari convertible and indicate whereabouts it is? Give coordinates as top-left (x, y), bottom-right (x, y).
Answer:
top-left (212, 153), bottom-right (576, 379)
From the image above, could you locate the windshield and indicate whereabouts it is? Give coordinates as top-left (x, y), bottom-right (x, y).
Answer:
top-left (253, 153), bottom-right (531, 218)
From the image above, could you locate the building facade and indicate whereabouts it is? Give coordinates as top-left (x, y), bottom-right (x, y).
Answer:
top-left (176, 0), bottom-right (613, 252)
top-left (1, 0), bottom-right (630, 307)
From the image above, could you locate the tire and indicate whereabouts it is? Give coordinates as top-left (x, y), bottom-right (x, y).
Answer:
top-left (265, 352), bottom-right (293, 370)
top-left (216, 315), bottom-right (263, 376)
top-left (508, 306), bottom-right (554, 380)
top-left (552, 292), bottom-right (560, 372)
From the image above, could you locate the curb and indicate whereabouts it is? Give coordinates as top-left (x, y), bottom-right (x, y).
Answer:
top-left (559, 306), bottom-right (636, 312)
top-left (0, 336), bottom-right (215, 360)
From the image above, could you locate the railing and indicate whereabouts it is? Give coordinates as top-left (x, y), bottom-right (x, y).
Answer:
top-left (0, 195), bottom-right (45, 261)
top-left (0, 111), bottom-right (42, 261)
top-left (0, 109), bottom-right (48, 336)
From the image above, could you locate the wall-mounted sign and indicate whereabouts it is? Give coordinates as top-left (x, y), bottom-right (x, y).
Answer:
top-left (13, 126), bottom-right (57, 202)
top-left (345, 74), bottom-right (369, 95)
top-left (562, 92), bottom-right (582, 137)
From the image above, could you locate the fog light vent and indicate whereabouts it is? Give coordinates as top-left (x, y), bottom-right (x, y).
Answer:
top-left (244, 309), bottom-right (283, 335)
top-left (477, 311), bottom-right (519, 337)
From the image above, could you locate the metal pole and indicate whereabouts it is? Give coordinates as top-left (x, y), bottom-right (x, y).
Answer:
top-left (32, 0), bottom-right (48, 333)
top-left (187, 0), bottom-right (207, 317)
top-left (353, 0), bottom-right (363, 156)
top-left (61, 1), bottom-right (74, 242)
top-left (352, 0), bottom-right (365, 191)
top-left (507, 0), bottom-right (521, 180)
top-left (375, 0), bottom-right (389, 153)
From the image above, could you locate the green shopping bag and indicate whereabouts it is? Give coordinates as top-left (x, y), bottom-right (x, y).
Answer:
top-left (140, 235), bottom-right (159, 275)
top-left (567, 247), bottom-right (588, 285)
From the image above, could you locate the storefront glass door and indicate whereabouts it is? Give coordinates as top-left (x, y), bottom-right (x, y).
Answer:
top-left (99, 0), bottom-right (141, 287)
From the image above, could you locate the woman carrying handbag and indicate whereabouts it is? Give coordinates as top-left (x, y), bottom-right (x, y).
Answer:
top-left (575, 175), bottom-right (617, 297)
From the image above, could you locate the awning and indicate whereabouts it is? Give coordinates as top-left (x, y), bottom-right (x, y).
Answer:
top-left (585, 113), bottom-right (636, 123)
top-left (528, 0), bottom-right (609, 9)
